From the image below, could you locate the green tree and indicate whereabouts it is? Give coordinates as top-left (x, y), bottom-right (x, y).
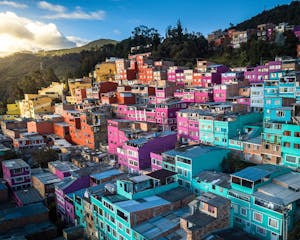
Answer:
top-left (221, 151), bottom-right (255, 174)
top-left (32, 147), bottom-right (59, 168)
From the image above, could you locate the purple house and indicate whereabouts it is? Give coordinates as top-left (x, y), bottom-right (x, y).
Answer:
top-left (221, 71), bottom-right (244, 84)
top-left (2, 159), bottom-right (31, 190)
top-left (117, 131), bottom-right (177, 173)
top-left (244, 61), bottom-right (281, 84)
top-left (54, 164), bottom-right (113, 223)
top-left (294, 25), bottom-right (300, 40)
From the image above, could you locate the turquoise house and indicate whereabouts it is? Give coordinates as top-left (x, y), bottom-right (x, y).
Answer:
top-left (228, 165), bottom-right (300, 240)
top-left (162, 145), bottom-right (230, 189)
top-left (89, 170), bottom-right (192, 240)
top-left (199, 112), bottom-right (262, 148)
top-left (281, 124), bottom-right (300, 170)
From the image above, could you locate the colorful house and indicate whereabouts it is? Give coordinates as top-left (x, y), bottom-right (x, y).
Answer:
top-left (117, 131), bottom-right (177, 173)
top-left (2, 159), bottom-right (31, 190)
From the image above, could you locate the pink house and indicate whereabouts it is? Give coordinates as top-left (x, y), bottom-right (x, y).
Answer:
top-left (107, 119), bottom-right (158, 156)
top-left (117, 131), bottom-right (177, 173)
top-left (237, 97), bottom-right (251, 106)
top-left (155, 100), bottom-right (189, 129)
top-left (177, 109), bottom-right (202, 144)
top-left (213, 84), bottom-right (239, 102)
top-left (114, 100), bottom-right (189, 130)
top-left (150, 152), bottom-right (163, 171)
top-left (155, 82), bottom-right (181, 103)
top-left (48, 161), bottom-right (80, 180)
top-left (174, 88), bottom-right (213, 103)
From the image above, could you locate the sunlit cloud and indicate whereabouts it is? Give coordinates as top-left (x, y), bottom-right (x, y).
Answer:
top-left (38, 1), bottom-right (106, 20)
top-left (38, 1), bottom-right (66, 13)
top-left (0, 11), bottom-right (81, 56)
top-left (0, 1), bottom-right (27, 8)
top-left (44, 10), bottom-right (106, 20)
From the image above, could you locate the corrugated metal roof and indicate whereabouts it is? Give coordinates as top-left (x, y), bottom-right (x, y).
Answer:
top-left (257, 182), bottom-right (300, 206)
top-left (232, 165), bottom-right (284, 182)
top-left (133, 207), bottom-right (189, 240)
top-left (90, 169), bottom-right (123, 180)
top-left (115, 196), bottom-right (170, 213)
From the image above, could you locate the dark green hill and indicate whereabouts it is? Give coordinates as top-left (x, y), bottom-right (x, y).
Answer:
top-left (234, 1), bottom-right (300, 30)
top-left (40, 39), bottom-right (117, 56)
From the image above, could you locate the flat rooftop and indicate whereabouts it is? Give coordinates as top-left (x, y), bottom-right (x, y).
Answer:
top-left (32, 171), bottom-right (61, 185)
top-left (183, 212), bottom-right (215, 229)
top-left (48, 161), bottom-right (80, 173)
top-left (204, 227), bottom-right (259, 240)
top-left (90, 169), bottom-right (123, 180)
top-left (2, 159), bottom-right (29, 170)
top-left (194, 171), bottom-right (230, 188)
top-left (114, 195), bottom-right (170, 213)
top-left (14, 187), bottom-right (43, 205)
top-left (231, 164), bottom-right (286, 182)
top-left (158, 187), bottom-right (193, 203)
top-left (133, 207), bottom-right (190, 240)
top-left (0, 203), bottom-right (47, 223)
top-left (164, 145), bottom-right (227, 159)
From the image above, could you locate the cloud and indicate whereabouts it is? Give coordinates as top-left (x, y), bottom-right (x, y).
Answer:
top-left (38, 1), bottom-right (66, 13)
top-left (38, 1), bottom-right (106, 20)
top-left (0, 1), bottom-right (27, 8)
top-left (0, 11), bottom-right (82, 56)
top-left (66, 36), bottom-right (90, 47)
top-left (113, 29), bottom-right (121, 35)
top-left (44, 10), bottom-right (106, 20)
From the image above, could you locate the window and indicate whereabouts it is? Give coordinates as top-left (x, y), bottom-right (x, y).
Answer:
top-left (268, 217), bottom-right (279, 229)
top-left (240, 207), bottom-right (247, 217)
top-left (14, 177), bottom-right (24, 183)
top-left (283, 142), bottom-right (291, 148)
top-left (208, 205), bottom-right (215, 214)
top-left (295, 132), bottom-right (300, 138)
top-left (253, 212), bottom-right (263, 223)
top-left (118, 222), bottom-right (123, 229)
top-left (256, 226), bottom-right (266, 236)
top-left (284, 131), bottom-right (291, 136)
top-left (276, 111), bottom-right (285, 117)
top-left (294, 144), bottom-right (300, 149)
top-left (117, 210), bottom-right (128, 222)
top-left (286, 155), bottom-right (297, 163)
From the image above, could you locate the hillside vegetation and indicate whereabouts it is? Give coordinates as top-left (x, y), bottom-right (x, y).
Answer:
top-left (234, 1), bottom-right (300, 30)
top-left (0, 2), bottom-right (300, 107)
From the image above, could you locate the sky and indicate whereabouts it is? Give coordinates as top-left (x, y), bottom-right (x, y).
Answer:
top-left (0, 0), bottom-right (293, 56)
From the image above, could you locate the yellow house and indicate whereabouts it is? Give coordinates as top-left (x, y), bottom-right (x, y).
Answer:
top-left (19, 94), bottom-right (53, 118)
top-left (38, 82), bottom-right (65, 99)
top-left (65, 96), bottom-right (77, 104)
top-left (94, 61), bottom-right (116, 82)
top-left (6, 102), bottom-right (21, 115)
top-left (68, 77), bottom-right (92, 96)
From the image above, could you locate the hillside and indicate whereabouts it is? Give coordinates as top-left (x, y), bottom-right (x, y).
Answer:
top-left (0, 2), bottom-right (299, 107)
top-left (0, 39), bottom-right (118, 105)
top-left (234, 1), bottom-right (300, 30)
top-left (40, 39), bottom-right (117, 56)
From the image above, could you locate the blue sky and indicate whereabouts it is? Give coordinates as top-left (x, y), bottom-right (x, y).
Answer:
top-left (0, 0), bottom-right (293, 54)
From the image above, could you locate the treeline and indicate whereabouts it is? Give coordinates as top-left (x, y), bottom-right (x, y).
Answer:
top-left (74, 21), bottom-right (209, 77)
